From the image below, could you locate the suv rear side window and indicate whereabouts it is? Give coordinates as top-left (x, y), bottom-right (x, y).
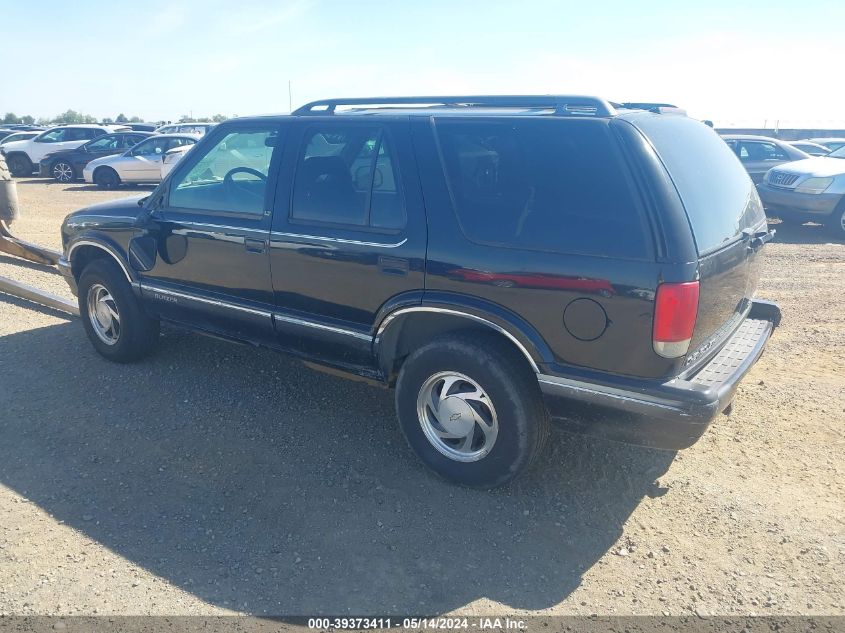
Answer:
top-left (435, 119), bottom-right (649, 259)
top-left (636, 117), bottom-right (765, 254)
top-left (291, 126), bottom-right (406, 231)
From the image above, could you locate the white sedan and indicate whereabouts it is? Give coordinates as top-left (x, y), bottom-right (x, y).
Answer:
top-left (83, 134), bottom-right (199, 188)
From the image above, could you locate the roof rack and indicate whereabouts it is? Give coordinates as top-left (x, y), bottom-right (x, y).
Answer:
top-left (292, 95), bottom-right (617, 117)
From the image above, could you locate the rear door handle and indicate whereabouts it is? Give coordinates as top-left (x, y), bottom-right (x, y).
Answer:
top-left (244, 238), bottom-right (266, 254)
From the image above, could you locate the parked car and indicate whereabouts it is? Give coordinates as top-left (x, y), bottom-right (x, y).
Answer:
top-left (0, 131), bottom-right (39, 147)
top-left (38, 131), bottom-right (153, 182)
top-left (787, 140), bottom-right (831, 156)
top-left (83, 133), bottom-right (199, 188)
top-left (0, 124), bottom-right (45, 132)
top-left (721, 134), bottom-right (809, 185)
top-left (0, 129), bottom-right (17, 141)
top-left (120, 123), bottom-right (158, 132)
top-left (758, 145), bottom-right (845, 236)
top-left (1, 124), bottom-right (131, 176)
top-left (154, 122), bottom-right (215, 136)
top-left (803, 137), bottom-right (845, 152)
top-left (58, 95), bottom-right (780, 488)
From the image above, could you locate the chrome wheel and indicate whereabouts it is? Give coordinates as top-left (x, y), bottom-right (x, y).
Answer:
top-left (86, 283), bottom-right (121, 345)
top-left (52, 161), bottom-right (74, 182)
top-left (416, 371), bottom-right (499, 462)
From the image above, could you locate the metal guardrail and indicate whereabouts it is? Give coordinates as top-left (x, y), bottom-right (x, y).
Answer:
top-left (0, 156), bottom-right (79, 316)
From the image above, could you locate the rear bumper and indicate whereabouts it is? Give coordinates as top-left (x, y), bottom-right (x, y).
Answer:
top-left (539, 300), bottom-right (780, 450)
top-left (757, 184), bottom-right (841, 218)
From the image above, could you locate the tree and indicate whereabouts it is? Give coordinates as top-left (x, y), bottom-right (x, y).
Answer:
top-left (52, 109), bottom-right (97, 124)
top-left (20, 115), bottom-right (34, 125)
top-left (178, 114), bottom-right (196, 123)
top-left (115, 113), bottom-right (128, 123)
top-left (212, 114), bottom-right (228, 122)
top-left (102, 117), bottom-right (114, 124)
top-left (3, 113), bottom-right (20, 124)
top-left (128, 116), bottom-right (143, 123)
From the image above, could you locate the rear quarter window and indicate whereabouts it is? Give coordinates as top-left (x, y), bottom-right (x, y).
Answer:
top-left (635, 117), bottom-right (765, 254)
top-left (434, 118), bottom-right (651, 260)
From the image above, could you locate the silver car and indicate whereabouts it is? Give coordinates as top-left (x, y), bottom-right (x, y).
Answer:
top-left (154, 123), bottom-right (215, 136)
top-left (787, 140), bottom-right (831, 157)
top-left (82, 134), bottom-right (199, 188)
top-left (757, 145), bottom-right (845, 237)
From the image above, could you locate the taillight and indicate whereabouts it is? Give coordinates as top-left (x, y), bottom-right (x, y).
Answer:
top-left (653, 281), bottom-right (699, 358)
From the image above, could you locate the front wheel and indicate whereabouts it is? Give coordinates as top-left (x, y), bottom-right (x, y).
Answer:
top-left (93, 167), bottom-right (120, 189)
top-left (78, 259), bottom-right (159, 362)
top-left (827, 201), bottom-right (845, 239)
top-left (7, 154), bottom-right (32, 177)
top-left (51, 160), bottom-right (75, 182)
top-left (395, 332), bottom-right (550, 488)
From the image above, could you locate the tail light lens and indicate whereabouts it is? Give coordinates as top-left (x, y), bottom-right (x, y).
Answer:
top-left (653, 281), bottom-right (699, 358)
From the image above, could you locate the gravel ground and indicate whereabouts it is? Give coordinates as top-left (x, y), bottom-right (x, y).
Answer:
top-left (0, 178), bottom-right (843, 617)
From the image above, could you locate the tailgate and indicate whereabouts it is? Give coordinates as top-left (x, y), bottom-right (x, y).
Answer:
top-left (632, 115), bottom-right (770, 368)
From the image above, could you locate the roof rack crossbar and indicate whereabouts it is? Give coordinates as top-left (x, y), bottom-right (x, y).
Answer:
top-left (292, 95), bottom-right (616, 117)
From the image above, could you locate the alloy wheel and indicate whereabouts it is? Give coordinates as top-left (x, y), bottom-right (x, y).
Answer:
top-left (86, 283), bottom-right (121, 345)
top-left (52, 162), bottom-right (74, 182)
top-left (416, 371), bottom-right (499, 462)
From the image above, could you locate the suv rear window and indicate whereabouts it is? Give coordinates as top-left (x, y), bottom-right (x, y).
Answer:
top-left (635, 117), bottom-right (765, 254)
top-left (435, 119), bottom-right (650, 259)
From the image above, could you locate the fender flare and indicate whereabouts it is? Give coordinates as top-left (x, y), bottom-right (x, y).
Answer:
top-left (66, 236), bottom-right (136, 284)
top-left (373, 295), bottom-right (554, 374)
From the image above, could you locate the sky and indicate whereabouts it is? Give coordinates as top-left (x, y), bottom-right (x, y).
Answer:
top-left (2, 0), bottom-right (844, 128)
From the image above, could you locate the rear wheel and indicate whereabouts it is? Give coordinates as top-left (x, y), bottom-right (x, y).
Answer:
top-left (51, 160), bottom-right (75, 182)
top-left (7, 154), bottom-right (32, 177)
top-left (77, 258), bottom-right (159, 362)
top-left (395, 332), bottom-right (550, 488)
top-left (93, 166), bottom-right (120, 189)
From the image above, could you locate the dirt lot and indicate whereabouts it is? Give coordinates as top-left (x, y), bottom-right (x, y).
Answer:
top-left (0, 178), bottom-right (843, 617)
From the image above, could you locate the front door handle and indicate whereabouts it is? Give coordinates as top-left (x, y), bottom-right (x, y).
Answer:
top-left (244, 238), bottom-right (266, 254)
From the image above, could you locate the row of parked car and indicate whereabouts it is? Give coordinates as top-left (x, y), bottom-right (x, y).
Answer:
top-left (0, 122), bottom-right (215, 188)
top-left (722, 134), bottom-right (845, 237)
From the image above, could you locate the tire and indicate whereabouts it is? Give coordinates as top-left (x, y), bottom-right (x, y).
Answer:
top-left (395, 331), bottom-right (550, 488)
top-left (6, 153), bottom-right (32, 177)
top-left (826, 200), bottom-right (845, 239)
top-left (93, 166), bottom-right (120, 189)
top-left (51, 160), bottom-right (75, 182)
top-left (77, 258), bottom-right (159, 362)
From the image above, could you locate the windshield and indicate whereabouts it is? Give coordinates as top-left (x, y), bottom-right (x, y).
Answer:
top-left (827, 146), bottom-right (845, 158)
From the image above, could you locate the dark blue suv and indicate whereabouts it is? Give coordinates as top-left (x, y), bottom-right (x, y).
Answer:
top-left (58, 96), bottom-right (781, 488)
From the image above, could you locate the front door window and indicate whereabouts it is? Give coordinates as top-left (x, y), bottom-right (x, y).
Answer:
top-left (169, 128), bottom-right (279, 215)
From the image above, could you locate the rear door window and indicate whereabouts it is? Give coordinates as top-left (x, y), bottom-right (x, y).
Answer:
top-left (290, 125), bottom-right (406, 231)
top-left (635, 116), bottom-right (765, 254)
top-left (434, 118), bottom-right (650, 259)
